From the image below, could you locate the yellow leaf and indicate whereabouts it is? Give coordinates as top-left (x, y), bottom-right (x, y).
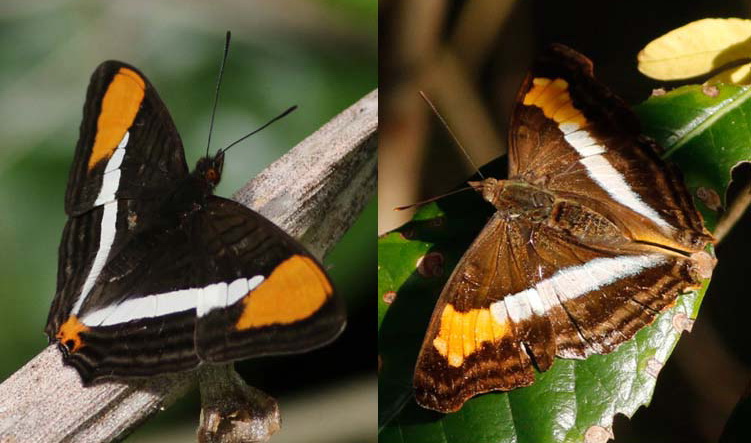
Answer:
top-left (638, 18), bottom-right (751, 81)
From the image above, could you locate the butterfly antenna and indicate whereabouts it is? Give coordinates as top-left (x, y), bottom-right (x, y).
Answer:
top-left (206, 31), bottom-right (232, 158)
top-left (220, 106), bottom-right (298, 154)
top-left (394, 186), bottom-right (475, 211)
top-left (419, 91), bottom-right (485, 179)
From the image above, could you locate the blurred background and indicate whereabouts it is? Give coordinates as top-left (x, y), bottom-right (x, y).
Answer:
top-left (380, 0), bottom-right (751, 442)
top-left (0, 1), bottom-right (375, 442)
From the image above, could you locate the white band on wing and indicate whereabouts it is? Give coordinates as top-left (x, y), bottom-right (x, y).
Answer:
top-left (490, 254), bottom-right (666, 324)
top-left (80, 275), bottom-right (266, 327)
top-left (71, 131), bottom-right (129, 315)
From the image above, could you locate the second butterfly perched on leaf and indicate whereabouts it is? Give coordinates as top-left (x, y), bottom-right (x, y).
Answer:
top-left (413, 44), bottom-right (715, 413)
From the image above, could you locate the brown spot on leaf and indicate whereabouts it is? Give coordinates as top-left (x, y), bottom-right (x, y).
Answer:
top-left (672, 313), bottom-right (695, 333)
top-left (382, 291), bottom-right (397, 304)
top-left (702, 83), bottom-right (720, 97)
top-left (416, 252), bottom-right (444, 278)
top-left (690, 250), bottom-right (717, 280)
top-left (585, 425), bottom-right (613, 443)
top-left (651, 88), bottom-right (666, 96)
top-left (696, 186), bottom-right (722, 211)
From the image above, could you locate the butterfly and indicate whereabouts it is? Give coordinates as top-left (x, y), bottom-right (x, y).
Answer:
top-left (413, 44), bottom-right (715, 413)
top-left (45, 61), bottom-right (346, 382)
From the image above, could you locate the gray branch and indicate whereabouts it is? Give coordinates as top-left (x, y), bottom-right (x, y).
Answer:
top-left (0, 89), bottom-right (377, 443)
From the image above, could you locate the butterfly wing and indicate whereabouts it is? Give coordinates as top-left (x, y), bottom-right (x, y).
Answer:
top-left (65, 61), bottom-right (189, 214)
top-left (193, 197), bottom-right (346, 363)
top-left (50, 196), bottom-right (345, 382)
top-left (414, 213), bottom-right (705, 413)
top-left (47, 61), bottom-right (190, 340)
top-left (508, 44), bottom-right (711, 253)
top-left (51, 223), bottom-right (205, 380)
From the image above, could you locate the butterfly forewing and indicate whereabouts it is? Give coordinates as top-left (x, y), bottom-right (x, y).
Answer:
top-left (413, 45), bottom-right (715, 413)
top-left (510, 45), bottom-right (711, 251)
top-left (48, 61), bottom-right (189, 340)
top-left (65, 61), bottom-right (189, 215)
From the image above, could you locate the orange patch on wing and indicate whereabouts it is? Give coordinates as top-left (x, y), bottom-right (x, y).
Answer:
top-left (462, 308), bottom-right (478, 356)
top-left (56, 315), bottom-right (90, 353)
top-left (523, 77), bottom-right (588, 129)
top-left (523, 77), bottom-right (551, 105)
top-left (88, 67), bottom-right (146, 170)
top-left (432, 304), bottom-right (510, 367)
top-left (552, 102), bottom-right (580, 121)
top-left (235, 255), bottom-right (332, 329)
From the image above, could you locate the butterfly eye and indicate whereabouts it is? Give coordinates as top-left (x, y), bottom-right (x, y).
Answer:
top-left (206, 168), bottom-right (219, 183)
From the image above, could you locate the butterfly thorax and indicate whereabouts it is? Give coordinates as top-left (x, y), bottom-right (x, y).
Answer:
top-left (150, 154), bottom-right (225, 229)
top-left (470, 178), bottom-right (554, 222)
top-left (471, 177), bottom-right (624, 243)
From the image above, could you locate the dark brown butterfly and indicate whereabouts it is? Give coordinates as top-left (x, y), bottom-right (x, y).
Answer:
top-left (413, 44), bottom-right (715, 413)
top-left (46, 61), bottom-right (346, 382)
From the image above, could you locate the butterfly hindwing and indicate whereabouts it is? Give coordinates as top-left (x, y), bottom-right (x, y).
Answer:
top-left (413, 214), bottom-right (540, 413)
top-left (194, 197), bottom-right (346, 363)
top-left (48, 206), bottom-right (103, 338)
top-left (51, 195), bottom-right (344, 381)
top-left (414, 213), bottom-right (704, 413)
top-left (51, 201), bottom-right (212, 380)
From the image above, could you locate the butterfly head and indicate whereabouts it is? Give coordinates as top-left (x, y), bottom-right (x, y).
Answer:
top-left (468, 178), bottom-right (503, 205)
top-left (471, 178), bottom-right (556, 218)
top-left (195, 150), bottom-right (225, 188)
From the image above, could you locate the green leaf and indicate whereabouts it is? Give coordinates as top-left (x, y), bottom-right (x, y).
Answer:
top-left (379, 83), bottom-right (751, 442)
top-left (636, 84), bottom-right (751, 227)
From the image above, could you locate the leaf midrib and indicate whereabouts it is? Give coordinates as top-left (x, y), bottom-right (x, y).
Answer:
top-left (663, 86), bottom-right (751, 157)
